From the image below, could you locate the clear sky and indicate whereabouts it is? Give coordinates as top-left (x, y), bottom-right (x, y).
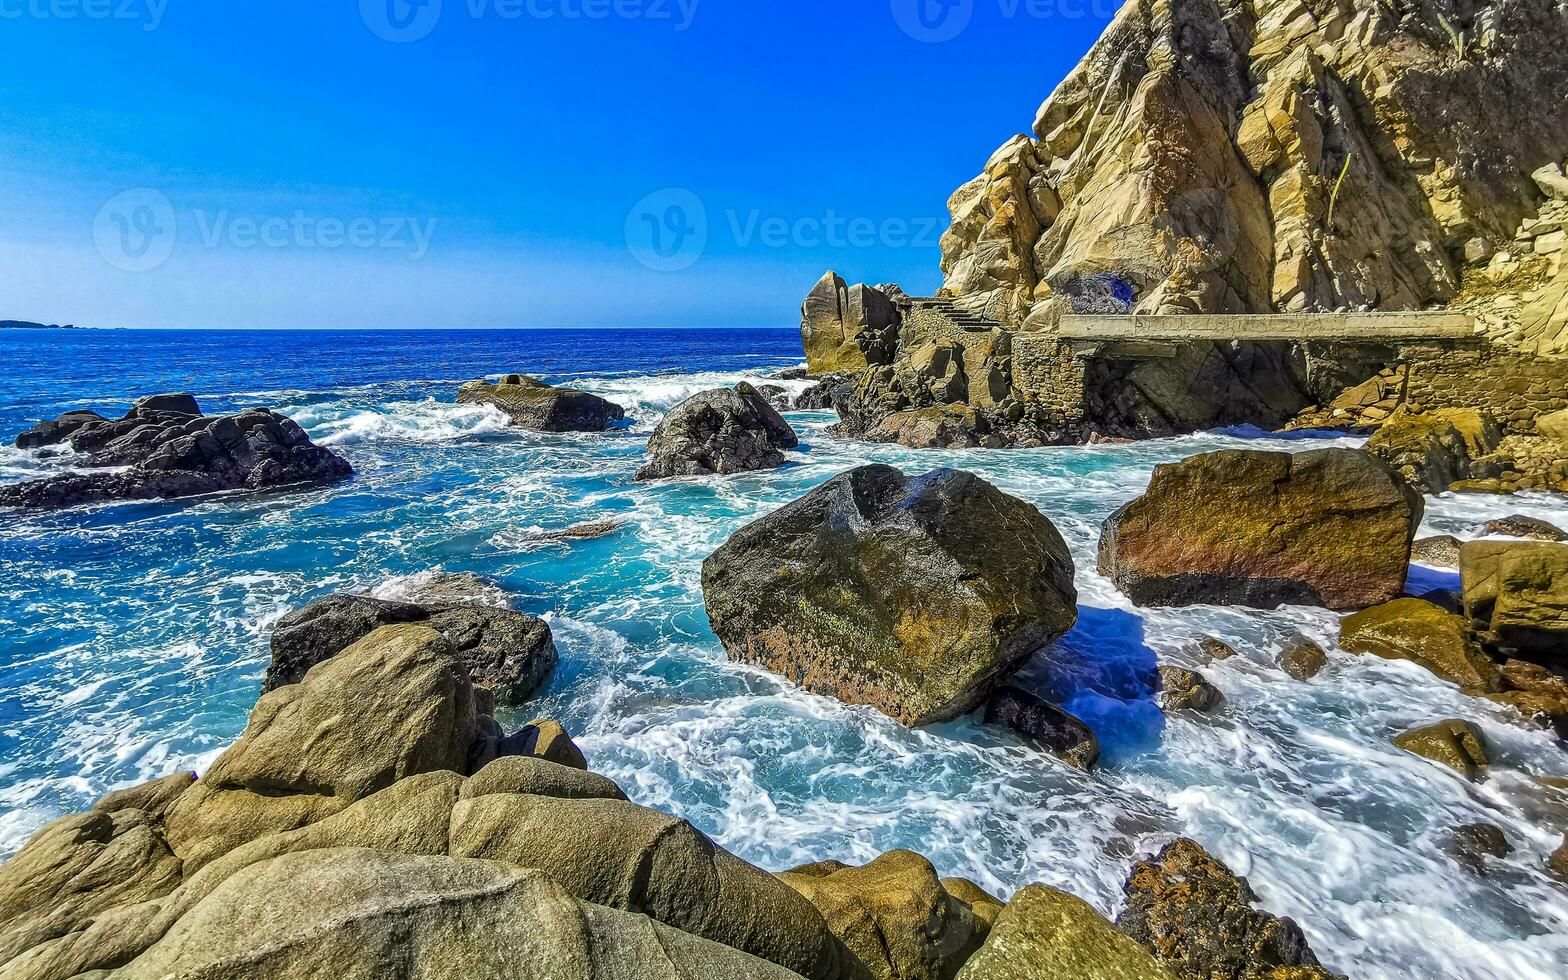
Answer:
top-left (0, 0), bottom-right (1120, 328)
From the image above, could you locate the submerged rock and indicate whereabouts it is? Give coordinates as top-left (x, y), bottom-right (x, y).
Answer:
top-left (1340, 599), bottom-right (1503, 692)
top-left (1117, 839), bottom-right (1334, 980)
top-left (779, 850), bottom-right (987, 980)
top-left (267, 593), bottom-right (556, 705)
top-left (702, 464), bottom-right (1078, 726)
top-left (1461, 541), bottom-right (1568, 664)
top-left (458, 374), bottom-right (625, 432)
top-left (1393, 720), bottom-right (1490, 781)
top-left (635, 383), bottom-right (799, 481)
top-left (2, 396), bottom-right (352, 509)
top-left (957, 883), bottom-right (1177, 980)
top-left (1478, 515), bottom-right (1568, 543)
top-left (985, 686), bottom-right (1100, 769)
top-left (1099, 449), bottom-right (1422, 610)
top-left (1443, 823), bottom-right (1512, 874)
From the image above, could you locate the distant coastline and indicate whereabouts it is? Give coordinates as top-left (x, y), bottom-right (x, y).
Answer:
top-left (0, 320), bottom-right (74, 330)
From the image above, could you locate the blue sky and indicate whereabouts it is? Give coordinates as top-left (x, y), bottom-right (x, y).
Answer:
top-left (0, 1), bottom-right (1120, 328)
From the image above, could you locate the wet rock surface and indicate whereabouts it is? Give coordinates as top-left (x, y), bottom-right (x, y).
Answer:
top-left (702, 465), bottom-right (1077, 726)
top-left (3, 395), bottom-right (352, 509)
top-left (458, 374), bottom-right (625, 432)
top-left (635, 383), bottom-right (799, 481)
top-left (266, 592), bottom-right (557, 705)
top-left (1393, 719), bottom-right (1491, 781)
top-left (1099, 449), bottom-right (1422, 610)
top-left (985, 686), bottom-right (1100, 770)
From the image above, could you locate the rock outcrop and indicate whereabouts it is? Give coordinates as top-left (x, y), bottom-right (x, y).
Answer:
top-left (938, 0), bottom-right (1568, 345)
top-left (702, 465), bottom-right (1078, 726)
top-left (635, 383), bottom-right (800, 481)
top-left (1461, 540), bottom-right (1568, 663)
top-left (266, 592), bottom-right (557, 705)
top-left (458, 375), bottom-right (625, 432)
top-left (1117, 839), bottom-right (1336, 980)
top-left (1099, 449), bottom-right (1423, 609)
top-left (801, 271), bottom-right (903, 374)
top-left (1364, 406), bottom-right (1503, 492)
top-left (957, 884), bottom-right (1178, 980)
top-left (3, 395), bottom-right (352, 509)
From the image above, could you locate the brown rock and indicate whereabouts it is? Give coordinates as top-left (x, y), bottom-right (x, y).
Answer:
top-left (1393, 720), bottom-right (1490, 780)
top-left (1157, 667), bottom-right (1226, 714)
top-left (1339, 599), bottom-right (1502, 692)
top-left (1461, 541), bottom-right (1568, 664)
top-left (1280, 637), bottom-right (1329, 681)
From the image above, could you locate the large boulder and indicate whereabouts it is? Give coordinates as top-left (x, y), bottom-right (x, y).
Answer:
top-left (1364, 407), bottom-right (1504, 493)
top-left (635, 383), bottom-right (800, 481)
top-left (108, 848), bottom-right (807, 979)
top-left (779, 851), bottom-right (987, 980)
top-left (865, 406), bottom-right (984, 449)
top-left (801, 271), bottom-right (902, 374)
top-left (1117, 839), bottom-right (1335, 980)
top-left (702, 465), bottom-right (1078, 726)
top-left (162, 624), bottom-right (497, 870)
top-left (1339, 599), bottom-right (1503, 692)
top-left (2, 398), bottom-right (352, 510)
top-left (458, 374), bottom-right (625, 432)
top-left (955, 883), bottom-right (1177, 980)
top-left (1099, 449), bottom-right (1423, 610)
top-left (1461, 541), bottom-right (1568, 664)
top-left (266, 593), bottom-right (557, 705)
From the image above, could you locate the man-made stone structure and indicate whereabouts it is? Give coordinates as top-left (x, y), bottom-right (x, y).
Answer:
top-left (2, 396), bottom-right (352, 509)
top-left (1100, 448), bottom-right (1422, 610)
top-left (702, 465), bottom-right (1078, 726)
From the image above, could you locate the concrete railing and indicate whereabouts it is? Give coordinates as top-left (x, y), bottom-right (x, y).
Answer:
top-left (1059, 312), bottom-right (1479, 343)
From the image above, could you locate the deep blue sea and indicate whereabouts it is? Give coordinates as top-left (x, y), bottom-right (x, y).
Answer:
top-left (2, 327), bottom-right (1566, 979)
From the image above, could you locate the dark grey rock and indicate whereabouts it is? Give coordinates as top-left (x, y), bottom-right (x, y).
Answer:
top-left (635, 383), bottom-right (799, 481)
top-left (984, 686), bottom-right (1099, 769)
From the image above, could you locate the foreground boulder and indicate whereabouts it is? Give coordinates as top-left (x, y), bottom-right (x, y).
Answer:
top-left (458, 374), bottom-right (625, 432)
top-left (1117, 839), bottom-right (1335, 980)
top-left (1461, 541), bottom-right (1568, 664)
top-left (2, 395), bottom-right (351, 509)
top-left (108, 848), bottom-right (805, 979)
top-left (1099, 449), bottom-right (1422, 610)
top-left (636, 383), bottom-right (800, 481)
top-left (703, 465), bottom-right (1078, 725)
top-left (266, 592), bottom-right (557, 704)
top-left (1339, 599), bottom-right (1503, 692)
top-left (779, 851), bottom-right (987, 980)
top-left (956, 883), bottom-right (1177, 980)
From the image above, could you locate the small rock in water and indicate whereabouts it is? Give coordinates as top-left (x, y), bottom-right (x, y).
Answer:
top-left (1478, 515), bottom-right (1567, 542)
top-left (985, 686), bottom-right (1100, 770)
top-left (1442, 823), bottom-right (1512, 874)
top-left (458, 374), bottom-right (625, 433)
top-left (1197, 636), bottom-right (1239, 662)
top-left (1393, 719), bottom-right (1490, 781)
top-left (1156, 667), bottom-right (1226, 714)
top-left (636, 383), bottom-right (799, 481)
top-left (1279, 636), bottom-right (1329, 681)
top-left (520, 519), bottom-right (629, 544)
top-left (1117, 838), bottom-right (1334, 980)
top-left (1411, 535), bottom-right (1464, 569)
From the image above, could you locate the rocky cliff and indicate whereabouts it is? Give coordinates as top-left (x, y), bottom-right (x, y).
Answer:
top-left (940, 0), bottom-right (1568, 356)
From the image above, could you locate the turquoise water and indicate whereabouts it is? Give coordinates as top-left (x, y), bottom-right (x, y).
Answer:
top-left (2, 328), bottom-right (1567, 979)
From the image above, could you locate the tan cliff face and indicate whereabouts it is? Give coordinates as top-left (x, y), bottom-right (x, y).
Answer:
top-left (940, 0), bottom-right (1568, 355)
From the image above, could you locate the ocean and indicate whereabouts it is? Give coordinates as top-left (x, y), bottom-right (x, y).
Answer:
top-left (1, 327), bottom-right (1566, 979)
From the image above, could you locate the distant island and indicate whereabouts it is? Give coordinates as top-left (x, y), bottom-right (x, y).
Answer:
top-left (0, 320), bottom-right (74, 330)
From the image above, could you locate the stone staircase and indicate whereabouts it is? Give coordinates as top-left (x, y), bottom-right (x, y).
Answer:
top-left (906, 297), bottom-right (1003, 333)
